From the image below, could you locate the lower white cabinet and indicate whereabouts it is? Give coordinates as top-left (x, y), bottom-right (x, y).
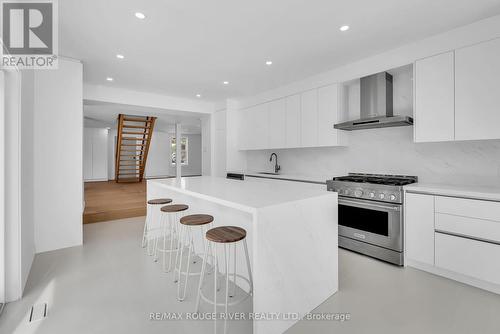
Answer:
top-left (405, 192), bottom-right (435, 265)
top-left (405, 190), bottom-right (500, 293)
top-left (435, 232), bottom-right (500, 285)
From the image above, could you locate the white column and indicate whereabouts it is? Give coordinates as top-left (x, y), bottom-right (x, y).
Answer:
top-left (0, 71), bottom-right (5, 304)
top-left (175, 123), bottom-right (182, 179)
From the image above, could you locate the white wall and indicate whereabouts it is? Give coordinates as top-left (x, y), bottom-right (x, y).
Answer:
top-left (20, 70), bottom-right (35, 294)
top-left (144, 131), bottom-right (172, 178)
top-left (168, 133), bottom-right (202, 176)
top-left (4, 69), bottom-right (22, 302)
top-left (212, 109), bottom-right (227, 177)
top-left (201, 115), bottom-right (211, 176)
top-left (3, 69), bottom-right (36, 302)
top-left (83, 84), bottom-right (215, 114)
top-left (34, 58), bottom-right (83, 253)
top-left (83, 127), bottom-right (108, 181)
top-left (247, 127), bottom-right (500, 187)
top-left (107, 130), bottom-right (202, 180)
top-left (230, 14), bottom-right (500, 187)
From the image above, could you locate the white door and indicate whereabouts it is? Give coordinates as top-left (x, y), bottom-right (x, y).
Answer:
top-left (252, 103), bottom-right (269, 149)
top-left (285, 94), bottom-right (301, 148)
top-left (405, 193), bottom-right (435, 265)
top-left (318, 84), bottom-right (340, 146)
top-left (455, 38), bottom-right (500, 140)
top-left (268, 98), bottom-right (286, 149)
top-left (300, 89), bottom-right (318, 147)
top-left (414, 52), bottom-right (455, 142)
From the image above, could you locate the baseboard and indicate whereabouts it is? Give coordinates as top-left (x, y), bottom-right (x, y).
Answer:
top-left (406, 259), bottom-right (500, 295)
top-left (84, 178), bottom-right (108, 182)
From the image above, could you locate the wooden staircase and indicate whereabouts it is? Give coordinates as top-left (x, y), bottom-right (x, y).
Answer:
top-left (115, 114), bottom-right (156, 183)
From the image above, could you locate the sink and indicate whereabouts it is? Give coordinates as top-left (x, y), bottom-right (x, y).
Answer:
top-left (258, 172), bottom-right (280, 175)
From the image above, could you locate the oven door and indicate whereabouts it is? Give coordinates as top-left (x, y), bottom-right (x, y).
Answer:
top-left (338, 197), bottom-right (403, 252)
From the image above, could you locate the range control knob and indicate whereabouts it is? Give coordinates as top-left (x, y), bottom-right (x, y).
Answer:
top-left (379, 193), bottom-right (385, 200)
top-left (389, 194), bottom-right (397, 201)
top-left (369, 192), bottom-right (375, 198)
top-left (354, 190), bottom-right (363, 197)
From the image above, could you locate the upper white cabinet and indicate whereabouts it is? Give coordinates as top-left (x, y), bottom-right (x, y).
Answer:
top-left (268, 98), bottom-right (286, 149)
top-left (240, 104), bottom-right (268, 150)
top-left (285, 94), bottom-right (301, 148)
top-left (414, 52), bottom-right (455, 142)
top-left (405, 192), bottom-right (435, 266)
top-left (318, 84), bottom-right (343, 146)
top-left (238, 86), bottom-right (346, 150)
top-left (300, 89), bottom-right (318, 147)
top-left (455, 38), bottom-right (500, 141)
top-left (413, 38), bottom-right (500, 143)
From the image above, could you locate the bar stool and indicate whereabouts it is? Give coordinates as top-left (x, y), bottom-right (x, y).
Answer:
top-left (153, 204), bottom-right (189, 272)
top-left (195, 226), bottom-right (253, 334)
top-left (174, 214), bottom-right (214, 301)
top-left (142, 198), bottom-right (172, 255)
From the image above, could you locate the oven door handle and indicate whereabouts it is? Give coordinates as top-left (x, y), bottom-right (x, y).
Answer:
top-left (339, 198), bottom-right (401, 211)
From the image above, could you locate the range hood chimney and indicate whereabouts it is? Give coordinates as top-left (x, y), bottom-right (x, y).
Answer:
top-left (334, 72), bottom-right (413, 130)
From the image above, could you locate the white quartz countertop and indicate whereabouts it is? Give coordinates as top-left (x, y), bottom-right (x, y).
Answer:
top-left (148, 176), bottom-right (335, 211)
top-left (404, 183), bottom-right (500, 202)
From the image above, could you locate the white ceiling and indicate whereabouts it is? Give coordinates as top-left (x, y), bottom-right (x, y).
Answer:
top-left (61, 0), bottom-right (500, 102)
top-left (83, 100), bottom-right (203, 134)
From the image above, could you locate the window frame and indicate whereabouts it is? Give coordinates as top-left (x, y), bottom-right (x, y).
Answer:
top-left (170, 136), bottom-right (189, 166)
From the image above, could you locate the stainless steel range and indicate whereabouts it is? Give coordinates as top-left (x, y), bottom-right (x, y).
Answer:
top-left (327, 173), bottom-right (417, 265)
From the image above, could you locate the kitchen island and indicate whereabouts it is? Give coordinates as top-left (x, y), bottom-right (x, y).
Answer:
top-left (147, 176), bottom-right (338, 334)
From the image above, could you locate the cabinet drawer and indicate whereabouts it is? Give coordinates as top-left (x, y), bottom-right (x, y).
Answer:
top-left (435, 232), bottom-right (500, 285)
top-left (435, 196), bottom-right (500, 222)
top-left (435, 213), bottom-right (500, 244)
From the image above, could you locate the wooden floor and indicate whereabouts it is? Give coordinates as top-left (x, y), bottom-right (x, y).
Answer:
top-left (83, 180), bottom-right (147, 224)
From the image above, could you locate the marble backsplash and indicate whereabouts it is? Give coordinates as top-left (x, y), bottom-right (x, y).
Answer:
top-left (246, 126), bottom-right (500, 187)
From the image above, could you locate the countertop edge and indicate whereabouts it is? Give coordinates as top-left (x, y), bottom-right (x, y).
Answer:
top-left (149, 178), bottom-right (337, 212)
top-left (404, 184), bottom-right (500, 202)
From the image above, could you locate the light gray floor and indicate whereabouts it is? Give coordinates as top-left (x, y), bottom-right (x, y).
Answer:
top-left (1, 217), bottom-right (500, 334)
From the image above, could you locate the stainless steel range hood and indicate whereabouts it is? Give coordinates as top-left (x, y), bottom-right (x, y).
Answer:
top-left (334, 72), bottom-right (413, 130)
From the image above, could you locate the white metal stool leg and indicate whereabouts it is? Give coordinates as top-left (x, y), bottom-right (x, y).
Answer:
top-left (196, 229), bottom-right (253, 334)
top-left (154, 211), bottom-right (179, 272)
top-left (141, 204), bottom-right (150, 248)
top-left (176, 222), bottom-right (213, 301)
top-left (147, 205), bottom-right (159, 256)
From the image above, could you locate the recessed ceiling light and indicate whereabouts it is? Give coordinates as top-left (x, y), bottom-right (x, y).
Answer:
top-left (196, 94), bottom-right (201, 98)
top-left (265, 60), bottom-right (273, 66)
top-left (106, 77), bottom-right (114, 82)
top-left (135, 12), bottom-right (146, 19)
top-left (223, 81), bottom-right (229, 85)
top-left (116, 54), bottom-right (124, 59)
top-left (340, 25), bottom-right (350, 32)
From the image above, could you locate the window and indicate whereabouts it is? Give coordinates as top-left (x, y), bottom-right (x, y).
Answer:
top-left (171, 137), bottom-right (188, 165)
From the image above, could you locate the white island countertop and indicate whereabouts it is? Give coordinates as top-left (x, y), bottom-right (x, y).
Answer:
top-left (150, 176), bottom-right (332, 213)
top-left (147, 176), bottom-right (338, 334)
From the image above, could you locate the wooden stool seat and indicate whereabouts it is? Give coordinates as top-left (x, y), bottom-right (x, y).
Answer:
top-left (161, 204), bottom-right (189, 212)
top-left (147, 198), bottom-right (172, 205)
top-left (180, 214), bottom-right (214, 226)
top-left (206, 226), bottom-right (246, 243)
